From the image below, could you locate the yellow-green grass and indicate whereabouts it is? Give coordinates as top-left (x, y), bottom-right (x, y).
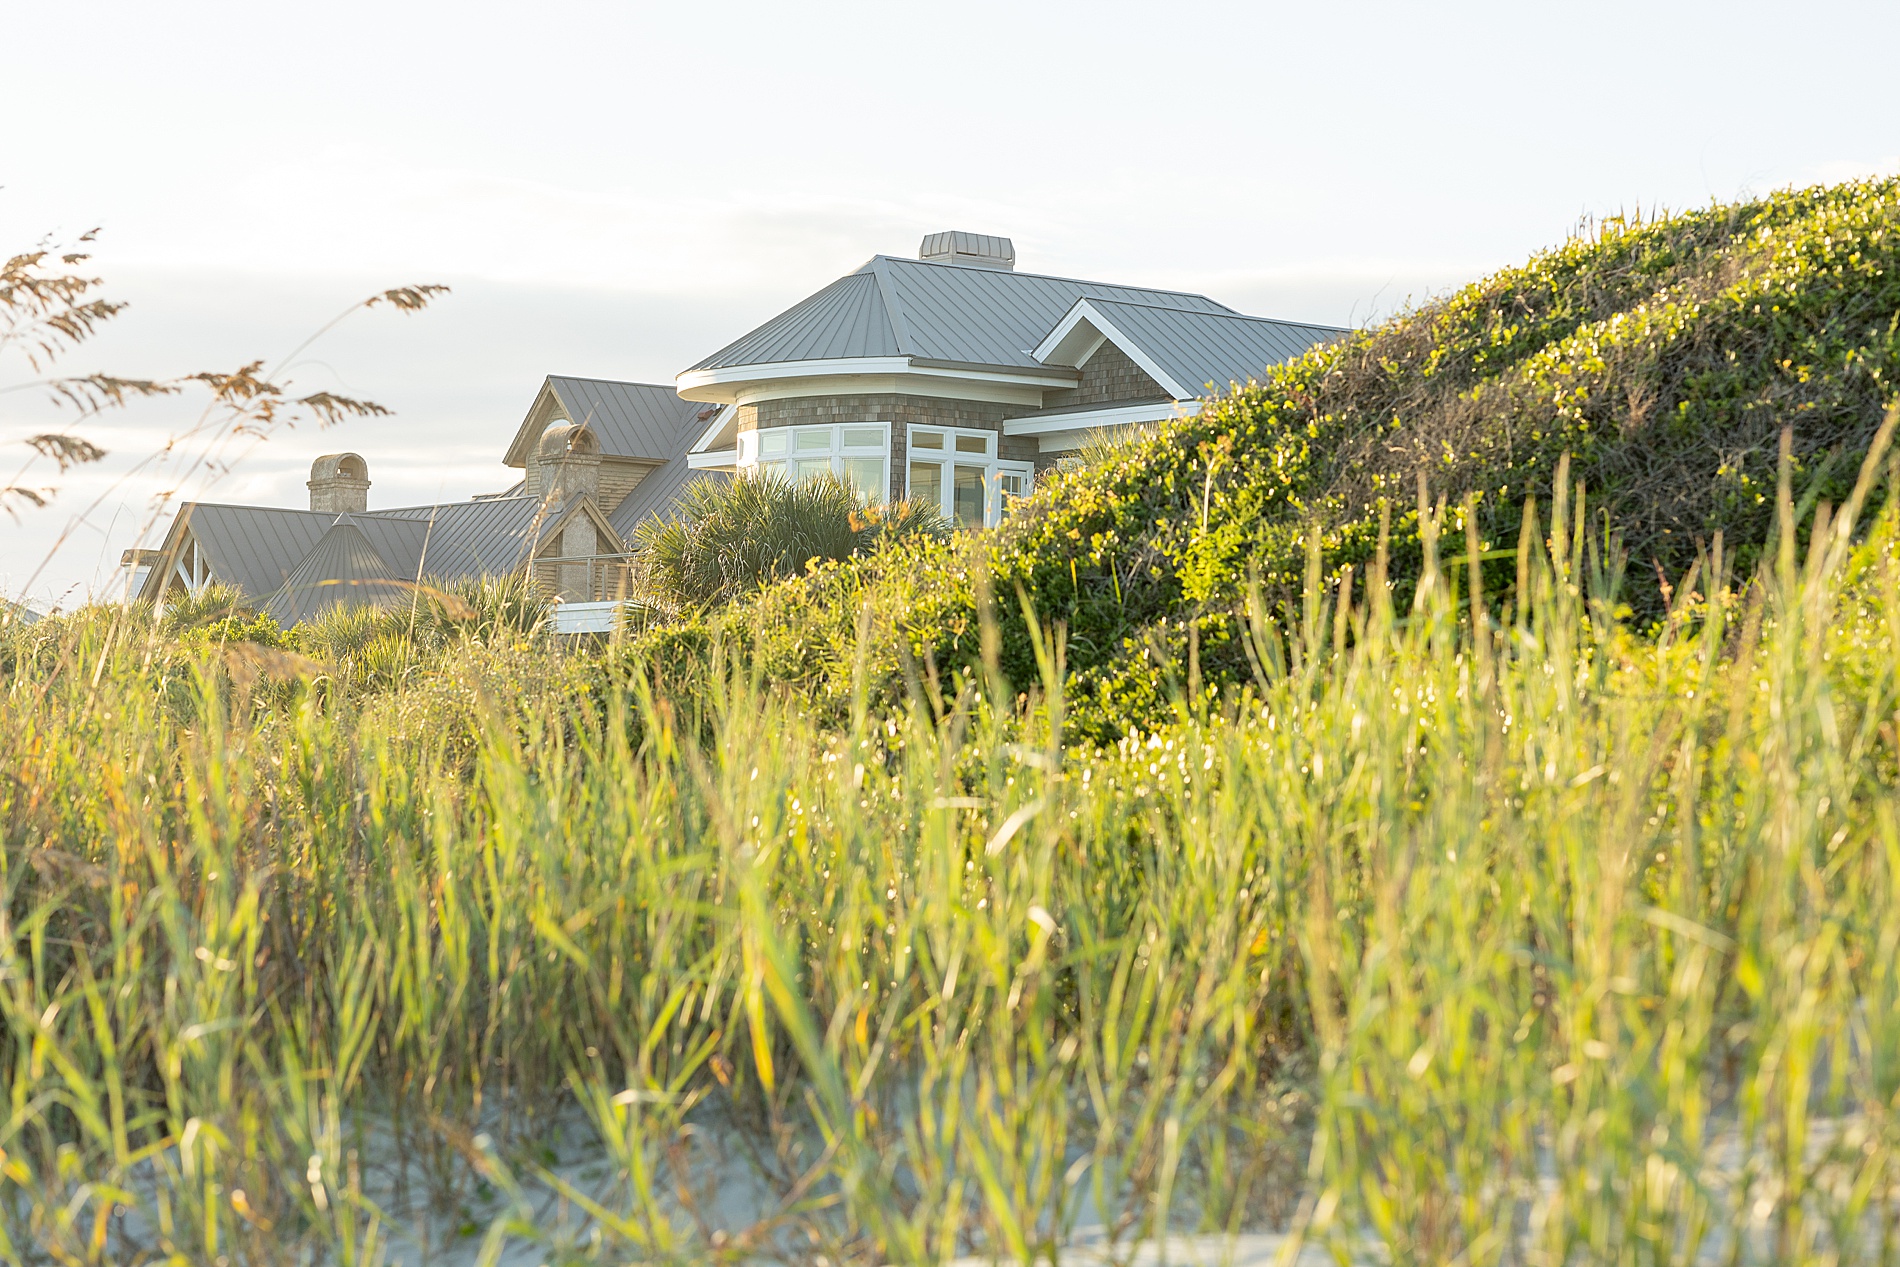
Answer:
top-left (6, 436), bottom-right (1900, 1264)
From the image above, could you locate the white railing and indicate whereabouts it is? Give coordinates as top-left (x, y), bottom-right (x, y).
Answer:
top-left (550, 600), bottom-right (624, 635)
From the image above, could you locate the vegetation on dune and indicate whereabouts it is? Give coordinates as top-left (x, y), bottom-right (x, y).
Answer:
top-left (9, 427), bottom-right (1900, 1261)
top-left (639, 178), bottom-right (1900, 739)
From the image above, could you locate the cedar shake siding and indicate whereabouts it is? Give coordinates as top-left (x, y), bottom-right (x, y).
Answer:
top-left (1042, 341), bottom-right (1171, 410)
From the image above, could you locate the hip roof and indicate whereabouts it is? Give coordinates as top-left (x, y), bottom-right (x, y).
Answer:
top-left (687, 255), bottom-right (1239, 375)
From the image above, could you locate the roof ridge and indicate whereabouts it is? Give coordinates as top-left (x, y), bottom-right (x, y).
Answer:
top-left (861, 253), bottom-right (1238, 312)
top-left (866, 257), bottom-right (914, 356)
top-left (174, 500), bottom-right (333, 515)
top-left (366, 496), bottom-right (534, 517)
top-left (546, 374), bottom-right (681, 392)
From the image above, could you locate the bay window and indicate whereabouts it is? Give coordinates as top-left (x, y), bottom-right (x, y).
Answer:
top-left (743, 423), bottom-right (890, 503)
top-left (906, 426), bottom-right (1034, 528)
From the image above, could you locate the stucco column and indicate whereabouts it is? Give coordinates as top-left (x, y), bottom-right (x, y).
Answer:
top-left (559, 517), bottom-right (595, 601)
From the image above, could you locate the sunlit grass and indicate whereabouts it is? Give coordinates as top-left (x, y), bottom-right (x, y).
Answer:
top-left (6, 427), bottom-right (1900, 1264)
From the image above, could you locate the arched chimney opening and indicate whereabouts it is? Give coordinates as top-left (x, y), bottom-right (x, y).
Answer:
top-left (308, 452), bottom-right (371, 513)
top-left (536, 423), bottom-right (601, 503)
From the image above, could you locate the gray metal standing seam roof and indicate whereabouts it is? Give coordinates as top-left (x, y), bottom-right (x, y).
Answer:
top-left (340, 515), bottom-right (432, 579)
top-left (549, 376), bottom-right (712, 460)
top-left (152, 493), bottom-right (561, 611)
top-left (1076, 299), bottom-right (1347, 396)
top-left (368, 497), bottom-right (554, 579)
top-left (687, 256), bottom-right (1240, 375)
top-left (262, 519), bottom-right (414, 625)
top-left (608, 456), bottom-right (724, 540)
top-left (172, 503), bottom-right (336, 599)
top-left (504, 377), bottom-right (712, 467)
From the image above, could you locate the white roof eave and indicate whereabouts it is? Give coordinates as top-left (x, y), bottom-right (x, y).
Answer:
top-left (1002, 399), bottom-right (1201, 437)
top-left (675, 357), bottom-right (1080, 404)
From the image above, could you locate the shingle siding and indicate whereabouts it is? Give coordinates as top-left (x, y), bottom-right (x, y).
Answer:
top-left (1041, 342), bottom-right (1171, 410)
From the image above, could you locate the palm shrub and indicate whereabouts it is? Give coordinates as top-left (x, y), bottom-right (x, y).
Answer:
top-left (631, 471), bottom-right (949, 614)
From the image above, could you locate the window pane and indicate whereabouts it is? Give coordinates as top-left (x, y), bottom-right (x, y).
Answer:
top-left (759, 430), bottom-right (787, 457)
top-left (794, 457), bottom-right (832, 483)
top-left (795, 428), bottom-right (831, 452)
top-left (953, 465), bottom-right (985, 528)
top-left (909, 461), bottom-right (943, 508)
top-left (912, 430), bottom-right (943, 450)
top-left (997, 469), bottom-right (1031, 519)
top-left (955, 434), bottom-right (989, 454)
top-left (842, 426), bottom-right (883, 449)
top-left (757, 461), bottom-right (786, 482)
top-left (843, 456), bottom-right (885, 502)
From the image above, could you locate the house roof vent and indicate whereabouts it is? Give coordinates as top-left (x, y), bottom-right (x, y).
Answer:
top-left (919, 231), bottom-right (1015, 271)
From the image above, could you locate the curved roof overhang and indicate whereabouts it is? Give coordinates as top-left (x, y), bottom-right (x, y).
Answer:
top-left (675, 356), bottom-right (1079, 406)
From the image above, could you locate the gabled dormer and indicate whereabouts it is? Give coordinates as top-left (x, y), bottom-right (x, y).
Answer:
top-left (504, 376), bottom-right (718, 513)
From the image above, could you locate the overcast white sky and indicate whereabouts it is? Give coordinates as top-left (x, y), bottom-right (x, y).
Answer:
top-left (4, 0), bottom-right (1897, 606)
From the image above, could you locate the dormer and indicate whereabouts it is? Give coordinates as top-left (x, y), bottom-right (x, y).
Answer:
top-left (503, 377), bottom-right (704, 511)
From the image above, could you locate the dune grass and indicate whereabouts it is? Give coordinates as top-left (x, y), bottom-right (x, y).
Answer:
top-left (7, 419), bottom-right (1900, 1264)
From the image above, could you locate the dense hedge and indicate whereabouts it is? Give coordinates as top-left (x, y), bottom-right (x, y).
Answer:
top-left (624, 179), bottom-right (1900, 740)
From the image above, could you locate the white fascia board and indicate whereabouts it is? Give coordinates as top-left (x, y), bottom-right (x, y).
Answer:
top-left (686, 448), bottom-right (739, 470)
top-left (688, 403), bottom-right (737, 454)
top-left (1030, 300), bottom-right (1192, 400)
top-left (1032, 429), bottom-right (1098, 455)
top-left (676, 357), bottom-right (1079, 404)
top-left (676, 357), bottom-right (914, 401)
top-left (1032, 300), bottom-right (1107, 364)
top-left (1002, 399), bottom-right (1201, 437)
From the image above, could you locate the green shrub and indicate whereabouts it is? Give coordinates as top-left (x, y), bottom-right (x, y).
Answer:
top-left (630, 471), bottom-right (949, 614)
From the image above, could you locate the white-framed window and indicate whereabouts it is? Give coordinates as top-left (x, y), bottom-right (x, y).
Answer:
top-left (905, 426), bottom-right (1035, 529)
top-left (741, 423), bottom-right (890, 503)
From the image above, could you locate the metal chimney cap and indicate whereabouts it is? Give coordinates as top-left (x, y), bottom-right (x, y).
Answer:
top-left (918, 231), bottom-right (1015, 271)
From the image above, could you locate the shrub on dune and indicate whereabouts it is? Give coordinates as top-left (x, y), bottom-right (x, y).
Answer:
top-left (632, 471), bottom-right (949, 614)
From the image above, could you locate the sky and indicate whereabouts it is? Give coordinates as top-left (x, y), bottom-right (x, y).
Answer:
top-left (3, 0), bottom-right (1897, 606)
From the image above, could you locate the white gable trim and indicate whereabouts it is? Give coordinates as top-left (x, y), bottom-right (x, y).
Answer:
top-left (1031, 300), bottom-right (1192, 400)
top-left (503, 378), bottom-right (565, 469)
top-left (531, 496), bottom-right (629, 558)
top-left (688, 403), bottom-right (737, 454)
